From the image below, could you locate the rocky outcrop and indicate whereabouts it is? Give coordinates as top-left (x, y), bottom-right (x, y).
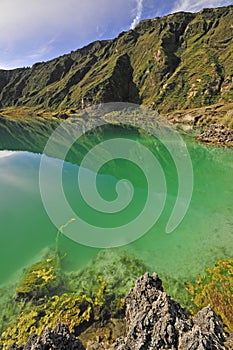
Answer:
top-left (81, 53), bottom-right (141, 108)
top-left (196, 123), bottom-right (233, 146)
top-left (6, 273), bottom-right (232, 350)
top-left (113, 273), bottom-right (226, 350)
top-left (7, 323), bottom-right (85, 350)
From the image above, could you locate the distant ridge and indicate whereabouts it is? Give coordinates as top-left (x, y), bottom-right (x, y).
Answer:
top-left (0, 5), bottom-right (232, 113)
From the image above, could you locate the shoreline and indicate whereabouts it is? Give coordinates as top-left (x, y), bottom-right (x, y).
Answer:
top-left (0, 105), bottom-right (233, 149)
top-left (195, 124), bottom-right (233, 147)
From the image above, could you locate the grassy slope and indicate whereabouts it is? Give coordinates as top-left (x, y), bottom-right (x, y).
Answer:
top-left (0, 6), bottom-right (232, 116)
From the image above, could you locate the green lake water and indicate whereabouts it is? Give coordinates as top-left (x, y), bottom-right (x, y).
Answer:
top-left (0, 133), bottom-right (233, 286)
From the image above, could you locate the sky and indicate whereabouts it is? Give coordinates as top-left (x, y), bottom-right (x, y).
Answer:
top-left (0, 0), bottom-right (232, 69)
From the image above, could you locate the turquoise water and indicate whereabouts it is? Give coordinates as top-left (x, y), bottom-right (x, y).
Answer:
top-left (0, 135), bottom-right (232, 285)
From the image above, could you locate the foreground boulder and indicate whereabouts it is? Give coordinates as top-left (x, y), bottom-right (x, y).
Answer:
top-left (113, 272), bottom-right (226, 350)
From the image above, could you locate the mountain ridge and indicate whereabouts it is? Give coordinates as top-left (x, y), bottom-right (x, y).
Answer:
top-left (0, 5), bottom-right (232, 115)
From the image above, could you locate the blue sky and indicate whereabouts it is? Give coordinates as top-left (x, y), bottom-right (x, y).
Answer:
top-left (0, 0), bottom-right (232, 69)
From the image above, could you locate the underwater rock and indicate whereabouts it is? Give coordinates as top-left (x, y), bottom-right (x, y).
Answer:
top-left (79, 317), bottom-right (126, 350)
top-left (7, 323), bottom-right (85, 350)
top-left (113, 272), bottom-right (226, 350)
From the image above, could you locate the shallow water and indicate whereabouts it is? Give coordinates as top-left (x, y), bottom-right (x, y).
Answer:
top-left (0, 135), bottom-right (232, 285)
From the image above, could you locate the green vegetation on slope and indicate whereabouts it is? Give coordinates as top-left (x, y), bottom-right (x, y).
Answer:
top-left (1, 250), bottom-right (233, 348)
top-left (0, 6), bottom-right (232, 114)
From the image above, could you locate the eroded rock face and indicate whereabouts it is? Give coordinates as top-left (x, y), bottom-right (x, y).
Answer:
top-left (179, 307), bottom-right (226, 350)
top-left (113, 272), bottom-right (226, 350)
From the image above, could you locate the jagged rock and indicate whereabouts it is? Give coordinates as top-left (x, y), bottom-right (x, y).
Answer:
top-left (6, 274), bottom-right (232, 350)
top-left (86, 339), bottom-right (112, 350)
top-left (113, 272), bottom-right (226, 350)
top-left (7, 323), bottom-right (85, 350)
top-left (179, 307), bottom-right (226, 350)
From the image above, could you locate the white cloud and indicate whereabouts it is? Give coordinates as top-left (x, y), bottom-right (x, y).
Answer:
top-left (0, 0), bottom-right (136, 69)
top-left (1, 0), bottom-right (232, 69)
top-left (171, 0), bottom-right (233, 13)
top-left (130, 0), bottom-right (144, 29)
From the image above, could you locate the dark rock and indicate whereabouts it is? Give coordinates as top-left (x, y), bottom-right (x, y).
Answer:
top-left (196, 123), bottom-right (233, 146)
top-left (113, 272), bottom-right (226, 350)
top-left (42, 323), bottom-right (85, 349)
top-left (7, 323), bottom-right (85, 350)
top-left (7, 345), bottom-right (23, 350)
top-left (57, 113), bottom-right (69, 120)
top-left (24, 334), bottom-right (43, 350)
top-left (179, 307), bottom-right (226, 349)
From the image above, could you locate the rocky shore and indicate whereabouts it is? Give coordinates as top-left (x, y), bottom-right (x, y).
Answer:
top-left (6, 273), bottom-right (232, 350)
top-left (196, 124), bottom-right (233, 147)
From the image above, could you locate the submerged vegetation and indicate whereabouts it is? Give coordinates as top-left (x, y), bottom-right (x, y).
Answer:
top-left (1, 279), bottom-right (104, 348)
top-left (0, 247), bottom-right (232, 349)
top-left (16, 257), bottom-right (61, 301)
top-left (0, 249), bottom-right (146, 349)
top-left (186, 259), bottom-right (233, 333)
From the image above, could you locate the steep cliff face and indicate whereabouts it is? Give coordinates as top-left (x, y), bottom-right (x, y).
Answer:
top-left (0, 6), bottom-right (232, 112)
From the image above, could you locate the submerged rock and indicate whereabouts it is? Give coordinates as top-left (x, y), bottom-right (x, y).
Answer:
top-left (113, 272), bottom-right (226, 350)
